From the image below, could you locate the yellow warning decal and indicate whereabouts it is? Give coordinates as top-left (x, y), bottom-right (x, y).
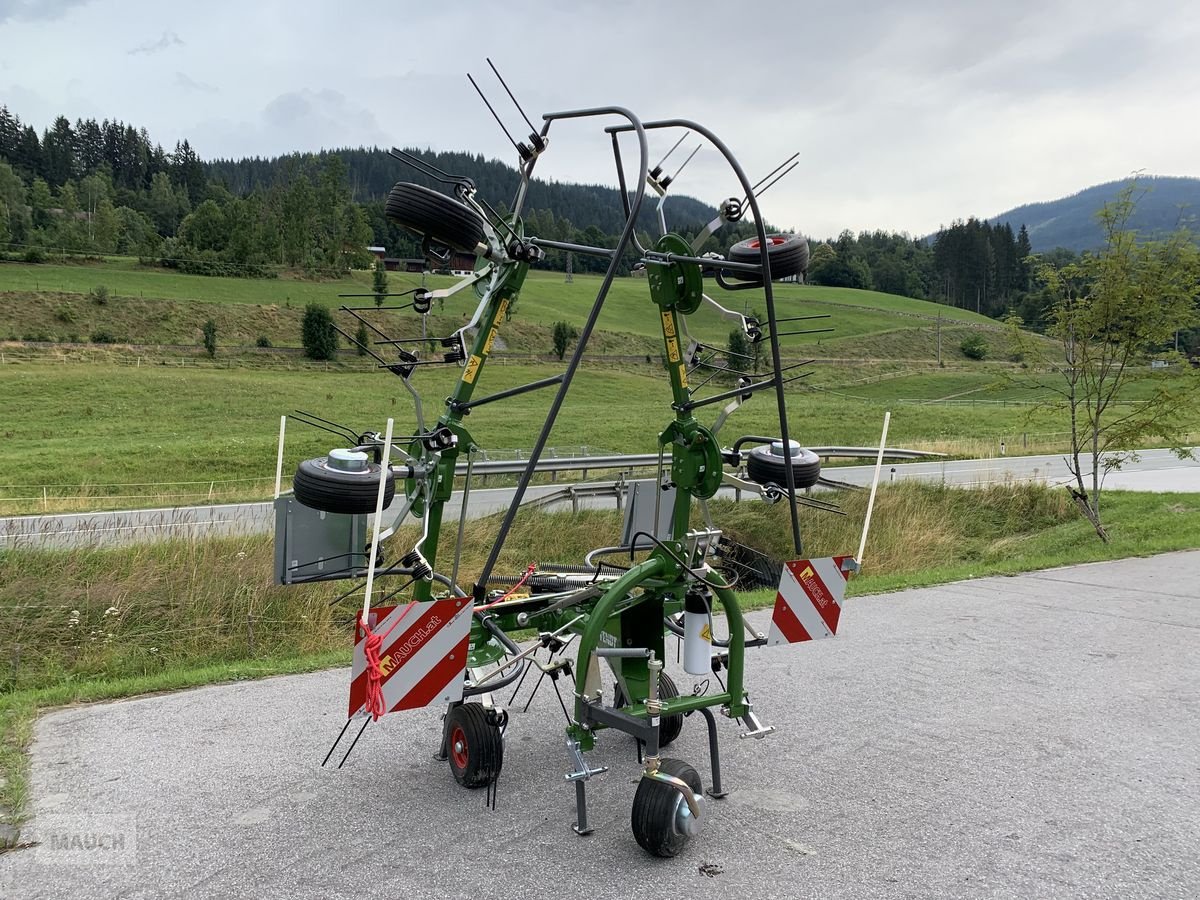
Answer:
top-left (483, 325), bottom-right (499, 355)
top-left (666, 337), bottom-right (680, 363)
top-left (678, 364), bottom-right (689, 388)
top-left (700, 622), bottom-right (713, 643)
top-left (661, 310), bottom-right (676, 338)
top-left (462, 354), bottom-right (482, 383)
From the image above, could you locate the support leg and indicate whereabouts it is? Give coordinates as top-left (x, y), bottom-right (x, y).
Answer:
top-left (698, 706), bottom-right (728, 799)
top-left (572, 780), bottom-right (593, 836)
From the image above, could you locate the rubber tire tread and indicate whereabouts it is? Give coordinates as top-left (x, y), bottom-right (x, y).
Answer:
top-left (446, 703), bottom-right (504, 789)
top-left (292, 457), bottom-right (396, 515)
top-left (385, 182), bottom-right (486, 253)
top-left (745, 446), bottom-right (822, 490)
top-left (727, 233), bottom-right (810, 281)
top-left (631, 758), bottom-right (702, 857)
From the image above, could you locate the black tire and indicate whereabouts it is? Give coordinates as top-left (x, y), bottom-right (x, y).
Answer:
top-left (445, 703), bottom-right (504, 788)
top-left (385, 182), bottom-right (486, 254)
top-left (727, 233), bottom-right (810, 281)
top-left (614, 672), bottom-right (684, 748)
top-left (745, 443), bottom-right (822, 490)
top-left (631, 758), bottom-right (703, 857)
top-left (292, 457), bottom-right (395, 515)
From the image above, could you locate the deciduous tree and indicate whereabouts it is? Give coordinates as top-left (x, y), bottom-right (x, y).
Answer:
top-left (1020, 183), bottom-right (1200, 540)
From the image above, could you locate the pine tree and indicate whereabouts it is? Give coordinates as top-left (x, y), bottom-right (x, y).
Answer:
top-left (301, 304), bottom-right (339, 360)
top-left (372, 258), bottom-right (388, 307)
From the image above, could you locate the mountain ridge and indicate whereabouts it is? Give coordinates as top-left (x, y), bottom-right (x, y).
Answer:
top-left (985, 175), bottom-right (1200, 253)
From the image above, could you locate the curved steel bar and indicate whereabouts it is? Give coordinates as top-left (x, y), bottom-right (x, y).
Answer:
top-left (604, 118), bottom-right (802, 555)
top-left (473, 107), bottom-right (652, 597)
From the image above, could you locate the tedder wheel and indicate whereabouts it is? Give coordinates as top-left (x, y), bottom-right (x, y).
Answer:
top-left (614, 672), bottom-right (684, 748)
top-left (385, 182), bottom-right (487, 254)
top-left (445, 703), bottom-right (504, 788)
top-left (631, 758), bottom-right (704, 857)
top-left (745, 441), bottom-right (822, 490)
top-left (292, 453), bottom-right (396, 515)
top-left (727, 232), bottom-right (810, 281)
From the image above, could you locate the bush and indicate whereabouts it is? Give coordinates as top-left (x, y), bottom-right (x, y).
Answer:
top-left (301, 304), bottom-right (338, 360)
top-left (90, 330), bottom-right (115, 344)
top-left (202, 319), bottom-right (217, 358)
top-left (552, 320), bottom-right (578, 361)
top-left (960, 333), bottom-right (989, 360)
top-left (89, 285), bottom-right (109, 306)
top-left (255, 335), bottom-right (272, 348)
top-left (355, 321), bottom-right (369, 356)
top-left (54, 305), bottom-right (76, 324)
top-left (23, 246), bottom-right (45, 263)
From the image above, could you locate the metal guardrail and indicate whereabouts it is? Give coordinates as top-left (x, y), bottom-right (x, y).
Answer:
top-left (449, 446), bottom-right (944, 477)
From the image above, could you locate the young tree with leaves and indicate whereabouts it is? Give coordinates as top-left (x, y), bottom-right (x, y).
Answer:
top-left (1019, 183), bottom-right (1200, 540)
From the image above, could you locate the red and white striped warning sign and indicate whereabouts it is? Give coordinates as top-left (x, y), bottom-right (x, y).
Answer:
top-left (348, 598), bottom-right (471, 718)
top-left (767, 556), bottom-right (852, 646)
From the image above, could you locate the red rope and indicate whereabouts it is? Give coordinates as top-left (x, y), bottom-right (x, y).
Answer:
top-left (476, 564), bottom-right (536, 611)
top-left (356, 602), bottom-right (416, 721)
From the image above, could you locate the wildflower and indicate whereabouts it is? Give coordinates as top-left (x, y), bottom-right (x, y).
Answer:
top-left (104, 606), bottom-right (119, 617)
top-left (236, 551), bottom-right (246, 560)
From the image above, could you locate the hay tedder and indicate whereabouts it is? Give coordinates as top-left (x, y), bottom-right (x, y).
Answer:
top-left (271, 65), bottom-right (882, 856)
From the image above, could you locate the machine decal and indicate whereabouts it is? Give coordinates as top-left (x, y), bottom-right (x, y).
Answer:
top-left (349, 599), bottom-right (471, 716)
top-left (767, 556), bottom-right (851, 645)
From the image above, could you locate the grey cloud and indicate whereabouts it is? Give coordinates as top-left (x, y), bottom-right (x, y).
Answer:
top-left (0, 0), bottom-right (89, 23)
top-left (128, 31), bottom-right (184, 56)
top-left (175, 72), bottom-right (217, 94)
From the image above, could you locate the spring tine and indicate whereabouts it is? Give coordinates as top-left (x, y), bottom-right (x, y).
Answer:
top-left (754, 160), bottom-right (800, 199)
top-left (388, 147), bottom-right (460, 184)
top-left (321, 717), bottom-right (354, 767)
top-left (669, 144), bottom-right (702, 183)
top-left (468, 73), bottom-right (521, 153)
top-left (337, 716), bottom-right (372, 768)
top-left (486, 58), bottom-right (537, 135)
top-left (653, 133), bottom-right (687, 173)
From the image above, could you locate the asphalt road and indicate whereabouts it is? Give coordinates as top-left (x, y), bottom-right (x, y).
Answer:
top-left (5, 449), bottom-right (1199, 550)
top-left (4, 552), bottom-right (1198, 899)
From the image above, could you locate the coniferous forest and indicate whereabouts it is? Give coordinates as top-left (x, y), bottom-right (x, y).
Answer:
top-left (1, 105), bottom-right (1073, 329)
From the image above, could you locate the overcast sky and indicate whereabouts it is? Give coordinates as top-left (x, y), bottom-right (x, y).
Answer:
top-left (2, 0), bottom-right (1198, 237)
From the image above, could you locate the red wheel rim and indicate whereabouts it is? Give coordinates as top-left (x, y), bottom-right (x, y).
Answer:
top-left (747, 236), bottom-right (788, 250)
top-left (450, 724), bottom-right (469, 770)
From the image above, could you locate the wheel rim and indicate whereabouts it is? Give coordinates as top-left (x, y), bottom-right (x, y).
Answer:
top-left (672, 791), bottom-right (704, 837)
top-left (450, 725), bottom-right (468, 770)
top-left (747, 236), bottom-right (788, 250)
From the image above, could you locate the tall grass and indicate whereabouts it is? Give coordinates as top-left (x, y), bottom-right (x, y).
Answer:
top-left (0, 482), bottom-right (1092, 693)
top-left (5, 482), bottom-right (1200, 695)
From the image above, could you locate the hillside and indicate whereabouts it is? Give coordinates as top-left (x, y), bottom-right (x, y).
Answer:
top-left (206, 147), bottom-right (722, 240)
top-left (987, 176), bottom-right (1200, 252)
top-left (0, 260), bottom-right (999, 356)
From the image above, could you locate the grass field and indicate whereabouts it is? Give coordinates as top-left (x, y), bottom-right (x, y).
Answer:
top-left (2, 256), bottom-right (1188, 514)
top-left (0, 359), bottom-right (1074, 511)
top-left (0, 258), bottom-right (999, 354)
